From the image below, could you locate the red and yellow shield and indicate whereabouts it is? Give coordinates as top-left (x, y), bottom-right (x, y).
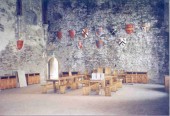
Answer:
top-left (125, 24), bottom-right (134, 34)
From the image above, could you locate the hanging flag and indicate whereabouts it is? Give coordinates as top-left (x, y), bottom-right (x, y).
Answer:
top-left (57, 31), bottom-right (62, 40)
top-left (68, 29), bottom-right (76, 39)
top-left (82, 28), bottom-right (89, 38)
top-left (17, 39), bottom-right (24, 50)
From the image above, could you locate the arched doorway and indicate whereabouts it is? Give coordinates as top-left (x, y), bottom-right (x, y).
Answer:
top-left (48, 56), bottom-right (59, 80)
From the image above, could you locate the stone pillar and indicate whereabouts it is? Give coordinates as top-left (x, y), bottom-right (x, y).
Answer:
top-left (43, 24), bottom-right (48, 45)
top-left (40, 24), bottom-right (49, 83)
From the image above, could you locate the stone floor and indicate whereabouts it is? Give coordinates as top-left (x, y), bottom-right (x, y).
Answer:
top-left (0, 83), bottom-right (169, 115)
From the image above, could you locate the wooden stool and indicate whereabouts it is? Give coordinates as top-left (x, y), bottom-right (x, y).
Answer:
top-left (117, 79), bottom-right (123, 88)
top-left (99, 89), bottom-right (105, 96)
top-left (111, 84), bottom-right (117, 92)
top-left (81, 80), bottom-right (90, 87)
top-left (76, 83), bottom-right (79, 89)
top-left (71, 83), bottom-right (77, 90)
top-left (60, 85), bottom-right (66, 94)
top-left (55, 83), bottom-right (59, 90)
top-left (91, 83), bottom-right (99, 91)
top-left (105, 86), bottom-right (111, 96)
top-left (41, 83), bottom-right (53, 93)
top-left (42, 85), bottom-right (47, 93)
top-left (91, 83), bottom-right (99, 95)
top-left (82, 86), bottom-right (90, 95)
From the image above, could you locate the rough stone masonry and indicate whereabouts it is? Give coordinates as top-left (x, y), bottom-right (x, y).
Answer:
top-left (0, 0), bottom-right (169, 83)
top-left (47, 0), bottom-right (169, 83)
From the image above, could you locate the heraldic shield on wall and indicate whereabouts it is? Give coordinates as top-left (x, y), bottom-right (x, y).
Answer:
top-left (108, 25), bottom-right (117, 36)
top-left (125, 24), bottom-right (134, 34)
top-left (82, 28), bottom-right (89, 38)
top-left (141, 22), bottom-right (151, 32)
top-left (57, 31), bottom-right (62, 40)
top-left (17, 39), bottom-right (24, 50)
top-left (68, 29), bottom-right (76, 39)
top-left (95, 26), bottom-right (103, 37)
top-left (96, 39), bottom-right (104, 49)
top-left (77, 40), bottom-right (83, 49)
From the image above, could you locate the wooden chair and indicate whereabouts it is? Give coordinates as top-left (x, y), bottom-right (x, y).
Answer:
top-left (113, 70), bottom-right (118, 76)
top-left (105, 86), bottom-right (111, 96)
top-left (105, 67), bottom-right (111, 75)
top-left (41, 82), bottom-right (59, 93)
top-left (97, 67), bottom-right (103, 73)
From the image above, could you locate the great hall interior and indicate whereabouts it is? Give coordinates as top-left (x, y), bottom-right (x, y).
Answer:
top-left (0, 0), bottom-right (169, 115)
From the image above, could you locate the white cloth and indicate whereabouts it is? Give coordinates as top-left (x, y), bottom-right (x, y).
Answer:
top-left (92, 73), bottom-right (97, 80)
top-left (96, 73), bottom-right (101, 80)
top-left (91, 73), bottom-right (105, 80)
top-left (100, 73), bottom-right (104, 80)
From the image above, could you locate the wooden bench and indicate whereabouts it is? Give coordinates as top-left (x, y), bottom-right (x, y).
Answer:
top-left (41, 82), bottom-right (68, 94)
top-left (42, 74), bottom-right (86, 94)
top-left (41, 82), bottom-right (58, 93)
top-left (125, 72), bottom-right (148, 84)
top-left (82, 83), bottom-right (99, 95)
top-left (82, 77), bottom-right (117, 96)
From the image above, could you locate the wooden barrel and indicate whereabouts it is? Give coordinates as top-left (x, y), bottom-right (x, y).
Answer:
top-left (17, 39), bottom-right (24, 50)
top-left (57, 31), bottom-right (62, 40)
top-left (125, 24), bottom-right (134, 34)
top-left (68, 30), bottom-right (75, 39)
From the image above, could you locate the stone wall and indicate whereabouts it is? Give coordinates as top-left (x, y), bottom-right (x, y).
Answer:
top-left (0, 0), bottom-right (168, 83)
top-left (47, 0), bottom-right (169, 83)
top-left (0, 0), bottom-right (46, 81)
